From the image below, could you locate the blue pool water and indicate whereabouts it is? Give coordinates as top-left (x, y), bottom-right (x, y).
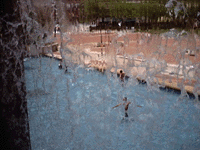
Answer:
top-left (25, 57), bottom-right (200, 150)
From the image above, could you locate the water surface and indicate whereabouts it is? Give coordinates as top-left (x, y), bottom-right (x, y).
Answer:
top-left (25, 57), bottom-right (200, 150)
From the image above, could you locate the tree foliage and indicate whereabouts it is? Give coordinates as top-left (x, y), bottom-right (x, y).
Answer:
top-left (82, 0), bottom-right (200, 29)
top-left (83, 0), bottom-right (167, 21)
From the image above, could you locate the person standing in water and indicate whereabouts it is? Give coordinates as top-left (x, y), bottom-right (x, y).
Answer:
top-left (58, 60), bottom-right (62, 69)
top-left (65, 66), bottom-right (68, 72)
top-left (119, 70), bottom-right (125, 82)
top-left (112, 97), bottom-right (131, 118)
top-left (59, 59), bottom-right (68, 72)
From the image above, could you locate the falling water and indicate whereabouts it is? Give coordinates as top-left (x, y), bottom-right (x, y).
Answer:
top-left (2, 0), bottom-right (200, 149)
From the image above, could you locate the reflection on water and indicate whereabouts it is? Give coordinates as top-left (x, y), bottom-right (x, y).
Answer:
top-left (25, 57), bottom-right (200, 150)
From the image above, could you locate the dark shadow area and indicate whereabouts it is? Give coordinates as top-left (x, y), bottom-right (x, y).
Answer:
top-left (0, 0), bottom-right (31, 149)
top-left (24, 66), bottom-right (36, 70)
top-left (136, 78), bottom-right (199, 100)
top-left (159, 87), bottom-right (200, 100)
top-left (27, 89), bottom-right (50, 97)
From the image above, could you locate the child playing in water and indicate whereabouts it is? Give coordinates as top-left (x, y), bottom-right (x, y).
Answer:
top-left (119, 70), bottom-right (125, 82)
top-left (112, 97), bottom-right (131, 117)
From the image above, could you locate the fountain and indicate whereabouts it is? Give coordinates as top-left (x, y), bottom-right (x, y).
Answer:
top-left (1, 0), bottom-right (200, 149)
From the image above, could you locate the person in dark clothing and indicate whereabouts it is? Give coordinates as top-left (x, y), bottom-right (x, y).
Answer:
top-left (119, 70), bottom-right (125, 82)
top-left (58, 60), bottom-right (62, 69)
top-left (59, 59), bottom-right (68, 72)
top-left (65, 66), bottom-right (68, 72)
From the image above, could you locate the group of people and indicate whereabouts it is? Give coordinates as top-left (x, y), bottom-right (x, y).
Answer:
top-left (58, 60), bottom-right (68, 72)
top-left (59, 59), bottom-right (134, 118)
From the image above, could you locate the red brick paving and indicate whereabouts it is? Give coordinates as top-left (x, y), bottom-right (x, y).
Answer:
top-left (53, 32), bottom-right (200, 94)
top-left (65, 32), bottom-right (200, 65)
